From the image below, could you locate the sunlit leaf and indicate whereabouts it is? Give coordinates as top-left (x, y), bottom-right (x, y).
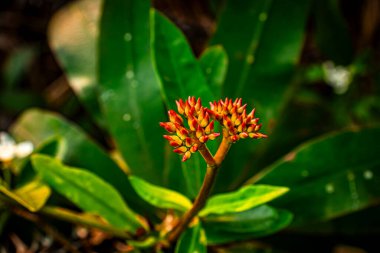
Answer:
top-left (0, 179), bottom-right (51, 212)
top-left (32, 155), bottom-right (145, 233)
top-left (49, 0), bottom-right (104, 125)
top-left (200, 185), bottom-right (288, 216)
top-left (10, 109), bottom-right (142, 208)
top-left (129, 176), bottom-right (192, 212)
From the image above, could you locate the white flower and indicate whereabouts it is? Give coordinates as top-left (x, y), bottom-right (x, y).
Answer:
top-left (323, 61), bottom-right (352, 94)
top-left (0, 132), bottom-right (34, 162)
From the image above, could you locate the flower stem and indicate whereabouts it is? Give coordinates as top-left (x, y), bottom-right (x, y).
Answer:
top-left (166, 137), bottom-right (231, 244)
top-left (214, 129), bottom-right (232, 165)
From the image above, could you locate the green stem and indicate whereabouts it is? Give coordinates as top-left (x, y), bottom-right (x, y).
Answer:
top-left (40, 206), bottom-right (133, 239)
top-left (166, 136), bottom-right (231, 244)
top-left (12, 207), bottom-right (81, 253)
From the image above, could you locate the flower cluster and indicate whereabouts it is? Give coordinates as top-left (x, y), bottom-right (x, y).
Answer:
top-left (160, 97), bottom-right (267, 161)
top-left (160, 97), bottom-right (219, 162)
top-left (0, 132), bottom-right (34, 163)
top-left (208, 98), bottom-right (267, 142)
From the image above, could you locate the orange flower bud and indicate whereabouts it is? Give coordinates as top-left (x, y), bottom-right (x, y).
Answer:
top-left (208, 98), bottom-right (267, 143)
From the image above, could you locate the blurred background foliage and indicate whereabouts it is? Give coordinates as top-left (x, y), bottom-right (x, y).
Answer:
top-left (1, 0), bottom-right (380, 252)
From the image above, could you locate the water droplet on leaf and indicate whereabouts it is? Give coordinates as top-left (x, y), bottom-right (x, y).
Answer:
top-left (364, 170), bottom-right (373, 180)
top-left (124, 33), bottom-right (132, 42)
top-left (259, 12), bottom-right (267, 22)
top-left (126, 70), bottom-right (134, 79)
top-left (123, 114), bottom-right (132, 121)
top-left (325, 183), bottom-right (334, 193)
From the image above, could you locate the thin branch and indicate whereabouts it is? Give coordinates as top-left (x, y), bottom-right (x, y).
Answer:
top-left (40, 206), bottom-right (132, 239)
top-left (166, 137), bottom-right (231, 244)
top-left (12, 207), bottom-right (81, 253)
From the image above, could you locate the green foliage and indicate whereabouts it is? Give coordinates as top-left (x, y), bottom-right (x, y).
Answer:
top-left (1, 0), bottom-right (379, 251)
top-left (204, 206), bottom-right (293, 245)
top-left (98, 0), bottom-right (165, 186)
top-left (0, 179), bottom-right (50, 212)
top-left (175, 222), bottom-right (207, 253)
top-left (130, 176), bottom-right (192, 212)
top-left (200, 185), bottom-right (288, 216)
top-left (10, 109), bottom-right (143, 208)
top-left (199, 45), bottom-right (228, 98)
top-left (250, 127), bottom-right (380, 226)
top-left (32, 155), bottom-right (145, 232)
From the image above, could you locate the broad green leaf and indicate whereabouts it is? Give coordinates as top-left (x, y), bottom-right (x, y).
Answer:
top-left (49, 0), bottom-right (104, 125)
top-left (199, 45), bottom-right (228, 98)
top-left (211, 0), bottom-right (312, 191)
top-left (314, 0), bottom-right (353, 65)
top-left (129, 176), bottom-right (192, 212)
top-left (175, 222), bottom-right (207, 253)
top-left (204, 207), bottom-right (293, 245)
top-left (0, 179), bottom-right (51, 212)
top-left (204, 205), bottom-right (280, 233)
top-left (98, 0), bottom-right (165, 185)
top-left (151, 9), bottom-right (217, 197)
top-left (249, 127), bottom-right (380, 226)
top-left (32, 155), bottom-right (145, 233)
top-left (200, 185), bottom-right (288, 216)
top-left (212, 0), bottom-right (311, 116)
top-left (10, 109), bottom-right (142, 209)
top-left (150, 10), bottom-right (214, 108)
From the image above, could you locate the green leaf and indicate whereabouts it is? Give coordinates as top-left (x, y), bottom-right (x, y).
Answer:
top-left (204, 207), bottom-right (293, 245)
top-left (151, 9), bottom-right (218, 197)
top-left (10, 109), bottom-right (141, 208)
top-left (204, 205), bottom-right (279, 233)
top-left (32, 155), bottom-right (145, 233)
top-left (49, 0), bottom-right (104, 125)
top-left (129, 176), bottom-right (192, 212)
top-left (314, 0), bottom-right (353, 65)
top-left (98, 0), bottom-right (165, 185)
top-left (150, 10), bottom-right (215, 108)
top-left (200, 185), bottom-right (288, 216)
top-left (211, 0), bottom-right (312, 191)
top-left (249, 127), bottom-right (380, 226)
top-left (212, 0), bottom-right (311, 112)
top-left (199, 45), bottom-right (228, 98)
top-left (175, 222), bottom-right (207, 253)
top-left (0, 179), bottom-right (51, 212)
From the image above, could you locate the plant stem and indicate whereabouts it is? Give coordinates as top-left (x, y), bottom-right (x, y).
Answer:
top-left (12, 207), bottom-right (81, 253)
top-left (40, 206), bottom-right (133, 239)
top-left (166, 137), bottom-right (231, 244)
top-left (214, 129), bottom-right (232, 165)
